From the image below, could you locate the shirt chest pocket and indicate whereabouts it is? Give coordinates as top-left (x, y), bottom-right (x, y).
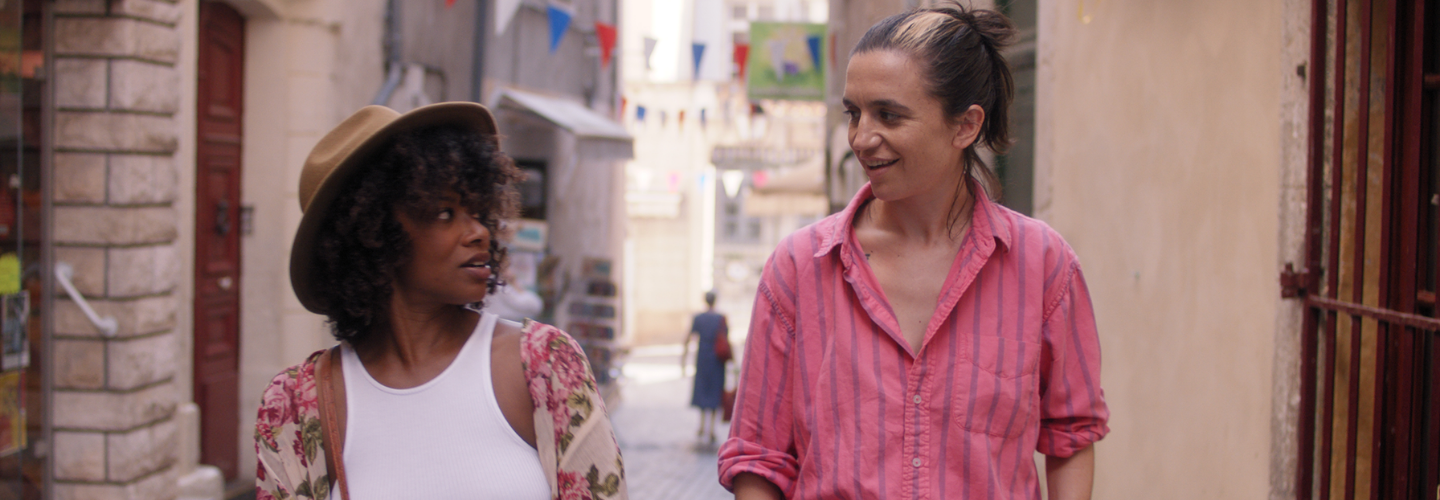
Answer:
top-left (957, 335), bottom-right (1041, 438)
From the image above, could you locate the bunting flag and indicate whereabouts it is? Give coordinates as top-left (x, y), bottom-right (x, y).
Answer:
top-left (806, 35), bottom-right (822, 72)
top-left (767, 39), bottom-right (787, 82)
top-left (547, 3), bottom-right (573, 54)
top-left (619, 96), bottom-right (627, 120)
top-left (643, 37), bottom-right (658, 70)
top-left (678, 110), bottom-right (686, 130)
top-left (495, 0), bottom-right (521, 34)
top-left (594, 22), bottom-right (617, 68)
top-left (721, 170), bottom-right (745, 198)
top-left (659, 111), bottom-right (668, 127)
top-left (752, 170), bottom-right (770, 188)
top-left (830, 33), bottom-right (838, 68)
top-left (699, 108), bottom-right (707, 128)
top-left (733, 43), bottom-right (750, 80)
top-left (691, 42), bottom-right (706, 80)
top-left (636, 105), bottom-right (646, 122)
top-left (446, 0), bottom-right (457, 8)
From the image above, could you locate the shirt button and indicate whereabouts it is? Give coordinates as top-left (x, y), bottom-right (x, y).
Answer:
top-left (912, 458), bottom-right (922, 468)
top-left (913, 395), bottom-right (922, 405)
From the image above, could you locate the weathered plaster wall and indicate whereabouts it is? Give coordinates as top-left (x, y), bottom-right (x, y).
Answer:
top-left (1034, 0), bottom-right (1285, 497)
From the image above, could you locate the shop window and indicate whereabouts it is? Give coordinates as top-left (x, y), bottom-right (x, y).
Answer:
top-left (515, 159), bottom-right (547, 221)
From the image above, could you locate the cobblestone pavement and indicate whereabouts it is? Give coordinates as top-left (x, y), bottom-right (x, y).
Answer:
top-left (612, 344), bottom-right (735, 500)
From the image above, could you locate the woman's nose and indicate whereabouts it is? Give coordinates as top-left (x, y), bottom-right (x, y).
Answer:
top-left (464, 215), bottom-right (490, 245)
top-left (850, 119), bottom-right (879, 151)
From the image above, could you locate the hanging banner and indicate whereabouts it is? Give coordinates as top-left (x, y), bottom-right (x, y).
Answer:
top-left (747, 22), bottom-right (827, 101)
top-left (546, 3), bottom-right (573, 54)
top-left (733, 43), bottom-right (750, 80)
top-left (643, 37), bottom-right (658, 69)
top-left (495, 0), bottom-right (522, 34)
top-left (595, 22), bottom-right (617, 68)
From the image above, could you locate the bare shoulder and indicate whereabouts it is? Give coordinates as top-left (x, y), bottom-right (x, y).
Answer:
top-left (491, 318), bottom-right (526, 356)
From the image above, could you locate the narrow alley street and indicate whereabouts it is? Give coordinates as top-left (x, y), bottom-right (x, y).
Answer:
top-left (611, 345), bottom-right (735, 500)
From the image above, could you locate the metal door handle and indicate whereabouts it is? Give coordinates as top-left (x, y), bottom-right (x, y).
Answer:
top-left (216, 200), bottom-right (231, 236)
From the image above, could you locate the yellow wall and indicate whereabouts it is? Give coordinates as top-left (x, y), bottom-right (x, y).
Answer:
top-left (1035, 1), bottom-right (1285, 497)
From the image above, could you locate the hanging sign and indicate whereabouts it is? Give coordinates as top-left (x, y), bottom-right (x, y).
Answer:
top-left (747, 22), bottom-right (827, 101)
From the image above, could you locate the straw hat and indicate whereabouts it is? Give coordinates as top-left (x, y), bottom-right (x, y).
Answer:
top-left (289, 102), bottom-right (499, 313)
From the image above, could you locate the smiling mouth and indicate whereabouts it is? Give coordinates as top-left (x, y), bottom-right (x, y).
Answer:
top-left (863, 159), bottom-right (897, 170)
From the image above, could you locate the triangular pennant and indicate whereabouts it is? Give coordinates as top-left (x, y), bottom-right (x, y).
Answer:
top-left (643, 37), bottom-right (658, 70)
top-left (733, 43), bottom-right (750, 80)
top-left (691, 42), bottom-right (706, 80)
top-left (636, 105), bottom-right (647, 122)
top-left (678, 110), bottom-right (686, 130)
top-left (829, 33), bottom-right (837, 68)
top-left (699, 108), bottom-right (707, 128)
top-left (806, 35), bottom-right (822, 71)
top-left (768, 39), bottom-right (787, 82)
top-left (547, 3), bottom-right (573, 54)
top-left (752, 170), bottom-right (770, 188)
top-left (446, 0), bottom-right (457, 8)
top-left (495, 0), bottom-right (521, 34)
top-left (594, 22), bottom-right (617, 68)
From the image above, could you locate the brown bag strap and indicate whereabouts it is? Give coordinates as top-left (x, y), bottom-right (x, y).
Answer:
top-left (317, 345), bottom-right (349, 500)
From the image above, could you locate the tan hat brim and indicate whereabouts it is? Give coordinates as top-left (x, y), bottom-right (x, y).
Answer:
top-left (289, 102), bottom-right (499, 313)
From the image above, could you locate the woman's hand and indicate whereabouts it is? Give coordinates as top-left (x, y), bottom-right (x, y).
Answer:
top-left (732, 472), bottom-right (784, 500)
top-left (1045, 444), bottom-right (1095, 500)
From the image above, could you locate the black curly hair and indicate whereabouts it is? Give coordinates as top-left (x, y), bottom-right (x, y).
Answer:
top-left (309, 124), bottom-right (524, 344)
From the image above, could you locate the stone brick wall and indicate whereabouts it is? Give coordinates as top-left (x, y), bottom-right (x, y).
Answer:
top-left (51, 0), bottom-right (183, 498)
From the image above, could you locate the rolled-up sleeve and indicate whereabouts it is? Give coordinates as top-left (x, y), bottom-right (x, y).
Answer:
top-left (718, 256), bottom-right (800, 494)
top-left (1036, 261), bottom-right (1110, 457)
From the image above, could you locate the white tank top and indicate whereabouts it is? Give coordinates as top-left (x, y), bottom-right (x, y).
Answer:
top-left (338, 312), bottom-right (550, 499)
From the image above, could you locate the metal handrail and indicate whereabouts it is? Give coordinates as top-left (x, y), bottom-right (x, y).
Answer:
top-left (54, 262), bottom-right (117, 337)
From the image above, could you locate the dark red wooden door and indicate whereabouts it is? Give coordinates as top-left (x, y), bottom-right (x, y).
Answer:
top-left (195, 1), bottom-right (244, 481)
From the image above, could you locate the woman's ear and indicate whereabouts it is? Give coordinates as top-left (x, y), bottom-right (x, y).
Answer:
top-left (952, 104), bottom-right (985, 150)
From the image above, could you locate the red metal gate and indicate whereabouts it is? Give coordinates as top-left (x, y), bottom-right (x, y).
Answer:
top-left (1289, 0), bottom-right (1439, 498)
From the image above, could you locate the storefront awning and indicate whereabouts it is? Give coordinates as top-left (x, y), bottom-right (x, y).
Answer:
top-left (494, 88), bottom-right (632, 142)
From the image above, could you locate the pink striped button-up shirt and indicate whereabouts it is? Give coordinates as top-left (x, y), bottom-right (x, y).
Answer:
top-left (718, 183), bottom-right (1109, 500)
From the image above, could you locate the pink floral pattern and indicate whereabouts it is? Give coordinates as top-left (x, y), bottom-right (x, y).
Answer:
top-left (254, 320), bottom-right (626, 500)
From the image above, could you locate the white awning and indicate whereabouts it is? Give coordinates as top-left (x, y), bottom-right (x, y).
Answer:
top-left (493, 88), bottom-right (632, 141)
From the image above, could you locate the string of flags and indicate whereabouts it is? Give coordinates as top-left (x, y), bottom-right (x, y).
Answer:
top-left (481, 1), bottom-right (614, 69)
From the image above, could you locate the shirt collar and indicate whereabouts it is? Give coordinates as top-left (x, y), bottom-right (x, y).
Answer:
top-left (814, 178), bottom-right (1013, 259)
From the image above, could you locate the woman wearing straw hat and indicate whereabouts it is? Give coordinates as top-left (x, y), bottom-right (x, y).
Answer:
top-left (254, 102), bottom-right (626, 500)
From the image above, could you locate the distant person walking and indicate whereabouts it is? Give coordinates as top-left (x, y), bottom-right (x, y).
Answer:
top-left (683, 290), bottom-right (729, 442)
top-left (720, 4), bottom-right (1109, 500)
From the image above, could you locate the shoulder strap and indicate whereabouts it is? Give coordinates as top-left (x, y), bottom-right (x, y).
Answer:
top-left (317, 345), bottom-right (350, 500)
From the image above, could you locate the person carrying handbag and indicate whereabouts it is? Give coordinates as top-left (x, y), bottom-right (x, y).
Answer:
top-left (254, 102), bottom-right (626, 500)
top-left (681, 290), bottom-right (730, 442)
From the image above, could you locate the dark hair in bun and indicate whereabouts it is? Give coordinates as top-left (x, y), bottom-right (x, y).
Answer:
top-left (852, 2), bottom-right (1016, 201)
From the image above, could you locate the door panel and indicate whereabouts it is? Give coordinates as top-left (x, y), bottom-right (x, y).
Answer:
top-left (195, 2), bottom-right (244, 481)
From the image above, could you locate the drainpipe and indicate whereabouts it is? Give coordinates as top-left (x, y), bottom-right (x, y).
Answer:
top-left (471, 0), bottom-right (487, 103)
top-left (372, 0), bottom-right (404, 105)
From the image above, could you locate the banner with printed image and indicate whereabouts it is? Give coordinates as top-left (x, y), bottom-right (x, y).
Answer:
top-left (746, 22), bottom-right (827, 101)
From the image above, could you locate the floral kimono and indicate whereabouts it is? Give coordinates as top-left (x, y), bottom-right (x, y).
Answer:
top-left (255, 320), bottom-right (626, 500)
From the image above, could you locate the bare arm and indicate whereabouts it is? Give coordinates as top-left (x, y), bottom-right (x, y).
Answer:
top-left (1045, 445), bottom-right (1095, 500)
top-left (681, 330), bottom-right (694, 377)
top-left (732, 472), bottom-right (784, 500)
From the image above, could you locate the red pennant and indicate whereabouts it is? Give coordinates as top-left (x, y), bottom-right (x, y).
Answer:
top-left (595, 22), bottom-right (617, 68)
top-left (446, 0), bottom-right (457, 7)
top-left (734, 43), bottom-right (750, 80)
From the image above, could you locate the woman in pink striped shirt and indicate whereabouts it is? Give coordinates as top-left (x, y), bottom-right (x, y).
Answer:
top-left (720, 4), bottom-right (1110, 500)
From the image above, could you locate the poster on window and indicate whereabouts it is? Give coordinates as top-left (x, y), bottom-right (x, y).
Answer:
top-left (1, 293), bottom-right (26, 370)
top-left (746, 22), bottom-right (828, 101)
top-left (0, 371), bottom-right (23, 457)
top-left (1, 293), bottom-right (26, 371)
